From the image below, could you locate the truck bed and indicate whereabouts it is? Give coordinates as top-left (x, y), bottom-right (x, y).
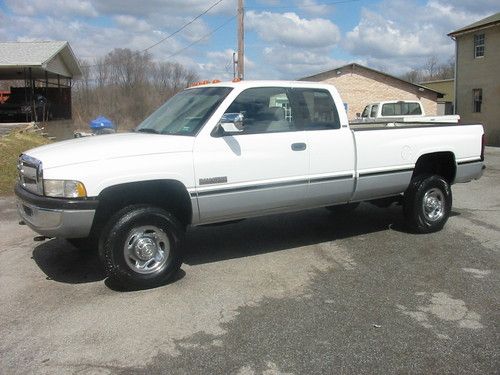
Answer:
top-left (350, 123), bottom-right (484, 201)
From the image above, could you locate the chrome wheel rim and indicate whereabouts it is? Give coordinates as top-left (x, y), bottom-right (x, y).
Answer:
top-left (422, 188), bottom-right (445, 222)
top-left (124, 226), bottom-right (170, 274)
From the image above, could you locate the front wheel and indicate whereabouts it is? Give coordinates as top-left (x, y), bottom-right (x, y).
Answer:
top-left (99, 205), bottom-right (184, 289)
top-left (403, 175), bottom-right (452, 233)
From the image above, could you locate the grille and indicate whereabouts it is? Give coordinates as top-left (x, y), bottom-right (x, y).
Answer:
top-left (18, 154), bottom-right (43, 195)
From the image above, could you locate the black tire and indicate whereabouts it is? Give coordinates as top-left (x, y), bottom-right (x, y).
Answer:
top-left (403, 175), bottom-right (452, 233)
top-left (99, 205), bottom-right (184, 289)
top-left (326, 202), bottom-right (360, 213)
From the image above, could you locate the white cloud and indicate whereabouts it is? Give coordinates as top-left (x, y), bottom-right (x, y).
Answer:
top-left (198, 49), bottom-right (257, 80)
top-left (114, 15), bottom-right (152, 34)
top-left (346, 9), bottom-right (451, 59)
top-left (3, 0), bottom-right (497, 83)
top-left (199, 49), bottom-right (238, 80)
top-left (1, 0), bottom-right (235, 82)
top-left (260, 46), bottom-right (346, 79)
top-left (256, 0), bottom-right (281, 5)
top-left (297, 0), bottom-right (334, 16)
top-left (92, 0), bottom-right (235, 17)
top-left (0, 12), bottom-right (187, 64)
top-left (5, 0), bottom-right (98, 17)
top-left (344, 0), bottom-right (498, 73)
top-left (243, 11), bottom-right (343, 79)
top-left (433, 0), bottom-right (499, 15)
top-left (246, 11), bottom-right (340, 48)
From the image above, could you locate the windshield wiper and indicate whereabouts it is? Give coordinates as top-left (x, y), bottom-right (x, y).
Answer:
top-left (136, 128), bottom-right (160, 134)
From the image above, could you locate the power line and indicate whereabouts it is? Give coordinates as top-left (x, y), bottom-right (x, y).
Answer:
top-left (165, 15), bottom-right (236, 59)
top-left (81, 0), bottom-right (227, 68)
top-left (80, 0), bottom-right (362, 70)
top-left (141, 0), bottom-right (227, 53)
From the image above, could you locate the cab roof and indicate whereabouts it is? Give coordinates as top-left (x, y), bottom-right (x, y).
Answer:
top-left (186, 79), bottom-right (337, 90)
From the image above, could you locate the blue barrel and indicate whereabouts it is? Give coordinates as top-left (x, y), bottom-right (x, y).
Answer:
top-left (89, 116), bottom-right (114, 130)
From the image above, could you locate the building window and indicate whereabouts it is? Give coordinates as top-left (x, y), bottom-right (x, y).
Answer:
top-left (474, 33), bottom-right (485, 58)
top-left (473, 89), bottom-right (482, 113)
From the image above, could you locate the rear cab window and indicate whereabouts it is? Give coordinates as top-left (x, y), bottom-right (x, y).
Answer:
top-left (381, 102), bottom-right (422, 116)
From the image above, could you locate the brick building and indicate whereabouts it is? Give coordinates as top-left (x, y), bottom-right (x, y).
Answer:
top-left (300, 63), bottom-right (442, 120)
top-left (448, 12), bottom-right (500, 145)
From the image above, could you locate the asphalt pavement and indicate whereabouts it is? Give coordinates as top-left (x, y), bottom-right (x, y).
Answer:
top-left (1, 148), bottom-right (499, 375)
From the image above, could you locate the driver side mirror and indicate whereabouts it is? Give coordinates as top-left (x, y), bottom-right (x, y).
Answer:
top-left (218, 112), bottom-right (244, 135)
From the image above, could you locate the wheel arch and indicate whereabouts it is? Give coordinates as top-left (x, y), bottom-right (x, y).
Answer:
top-left (90, 179), bottom-right (193, 238)
top-left (411, 151), bottom-right (456, 184)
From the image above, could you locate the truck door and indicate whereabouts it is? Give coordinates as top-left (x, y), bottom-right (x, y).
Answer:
top-left (288, 88), bottom-right (356, 207)
top-left (193, 86), bottom-right (309, 224)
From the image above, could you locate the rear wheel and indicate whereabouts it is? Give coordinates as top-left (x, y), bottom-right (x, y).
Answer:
top-left (403, 175), bottom-right (452, 233)
top-left (99, 205), bottom-right (184, 289)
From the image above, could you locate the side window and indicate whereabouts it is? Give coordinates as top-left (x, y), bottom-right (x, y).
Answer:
top-left (370, 104), bottom-right (378, 117)
top-left (474, 33), bottom-right (485, 58)
top-left (473, 88), bottom-right (482, 112)
top-left (225, 87), bottom-right (292, 134)
top-left (291, 89), bottom-right (340, 130)
top-left (361, 105), bottom-right (370, 118)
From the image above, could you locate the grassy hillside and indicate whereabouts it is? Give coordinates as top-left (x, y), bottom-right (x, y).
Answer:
top-left (0, 129), bottom-right (51, 196)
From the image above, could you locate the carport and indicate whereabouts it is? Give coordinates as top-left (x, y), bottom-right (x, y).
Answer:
top-left (0, 41), bottom-right (81, 123)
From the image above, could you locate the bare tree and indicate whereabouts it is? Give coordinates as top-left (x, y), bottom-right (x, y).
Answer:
top-left (423, 56), bottom-right (439, 79)
top-left (401, 69), bottom-right (423, 83)
top-left (400, 56), bottom-right (455, 83)
top-left (72, 48), bottom-right (199, 131)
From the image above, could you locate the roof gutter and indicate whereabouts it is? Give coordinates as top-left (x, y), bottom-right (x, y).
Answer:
top-left (448, 20), bottom-right (500, 37)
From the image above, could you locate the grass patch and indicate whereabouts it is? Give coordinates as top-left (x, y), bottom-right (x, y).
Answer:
top-left (0, 130), bottom-right (51, 196)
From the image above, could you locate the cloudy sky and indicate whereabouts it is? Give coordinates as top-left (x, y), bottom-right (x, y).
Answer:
top-left (0, 0), bottom-right (498, 80)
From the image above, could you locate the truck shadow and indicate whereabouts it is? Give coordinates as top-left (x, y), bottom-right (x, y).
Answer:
top-left (32, 238), bottom-right (105, 283)
top-left (31, 204), bottom-right (461, 285)
top-left (183, 204), bottom-right (405, 266)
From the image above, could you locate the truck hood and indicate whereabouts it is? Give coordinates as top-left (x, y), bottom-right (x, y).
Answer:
top-left (25, 133), bottom-right (195, 169)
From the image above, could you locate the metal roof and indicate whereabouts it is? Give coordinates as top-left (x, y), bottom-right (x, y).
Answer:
top-left (448, 12), bottom-right (500, 36)
top-left (0, 41), bottom-right (82, 80)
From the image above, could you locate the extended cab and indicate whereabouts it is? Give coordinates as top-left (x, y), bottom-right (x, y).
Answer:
top-left (353, 100), bottom-right (460, 124)
top-left (15, 81), bottom-right (485, 288)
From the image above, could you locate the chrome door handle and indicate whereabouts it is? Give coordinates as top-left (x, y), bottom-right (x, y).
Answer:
top-left (291, 143), bottom-right (307, 151)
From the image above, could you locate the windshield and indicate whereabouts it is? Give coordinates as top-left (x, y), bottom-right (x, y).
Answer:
top-left (135, 87), bottom-right (232, 136)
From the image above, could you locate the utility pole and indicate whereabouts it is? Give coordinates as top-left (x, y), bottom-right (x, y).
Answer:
top-left (237, 0), bottom-right (244, 79)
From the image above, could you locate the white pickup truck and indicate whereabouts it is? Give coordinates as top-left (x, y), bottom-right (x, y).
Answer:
top-left (15, 80), bottom-right (485, 288)
top-left (353, 100), bottom-right (460, 124)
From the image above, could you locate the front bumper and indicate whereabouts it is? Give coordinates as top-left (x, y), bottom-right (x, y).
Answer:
top-left (15, 184), bottom-right (98, 238)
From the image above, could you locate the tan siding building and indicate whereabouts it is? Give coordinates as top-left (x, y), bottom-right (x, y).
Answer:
top-left (449, 13), bottom-right (500, 145)
top-left (420, 79), bottom-right (454, 115)
top-left (300, 63), bottom-right (441, 120)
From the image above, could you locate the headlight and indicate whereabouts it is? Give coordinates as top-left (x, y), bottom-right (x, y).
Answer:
top-left (43, 179), bottom-right (87, 198)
